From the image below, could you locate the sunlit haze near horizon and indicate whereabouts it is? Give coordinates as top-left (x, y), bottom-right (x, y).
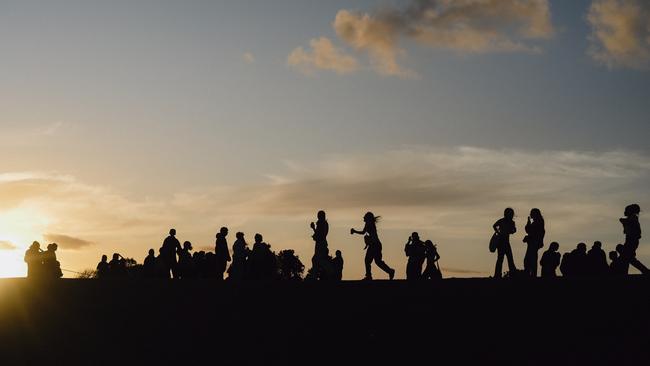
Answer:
top-left (1, 0), bottom-right (650, 279)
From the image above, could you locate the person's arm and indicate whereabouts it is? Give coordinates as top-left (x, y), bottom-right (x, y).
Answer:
top-left (493, 221), bottom-right (500, 234)
top-left (351, 228), bottom-right (366, 235)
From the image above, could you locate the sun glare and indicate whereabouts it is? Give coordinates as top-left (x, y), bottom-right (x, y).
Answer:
top-left (0, 207), bottom-right (51, 278)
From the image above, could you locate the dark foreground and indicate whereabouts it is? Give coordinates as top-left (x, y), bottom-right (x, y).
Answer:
top-left (0, 277), bottom-right (648, 365)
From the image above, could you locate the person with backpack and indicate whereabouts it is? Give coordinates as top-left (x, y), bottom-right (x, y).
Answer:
top-left (492, 208), bottom-right (518, 278)
top-left (619, 204), bottom-right (649, 274)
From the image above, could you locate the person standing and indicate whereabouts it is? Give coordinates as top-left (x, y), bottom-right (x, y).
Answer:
top-left (24, 241), bottom-right (43, 278)
top-left (523, 208), bottom-right (545, 277)
top-left (229, 232), bottom-right (249, 280)
top-left (215, 227), bottom-right (231, 280)
top-left (493, 208), bottom-right (518, 278)
top-left (310, 210), bottom-right (330, 280)
top-left (351, 212), bottom-right (395, 281)
top-left (162, 229), bottom-right (182, 279)
top-left (422, 240), bottom-right (442, 280)
top-left (404, 232), bottom-right (426, 280)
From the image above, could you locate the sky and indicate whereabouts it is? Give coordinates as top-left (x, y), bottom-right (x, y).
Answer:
top-left (0, 0), bottom-right (649, 279)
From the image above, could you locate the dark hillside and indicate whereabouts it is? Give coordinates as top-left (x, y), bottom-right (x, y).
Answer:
top-left (0, 277), bottom-right (648, 365)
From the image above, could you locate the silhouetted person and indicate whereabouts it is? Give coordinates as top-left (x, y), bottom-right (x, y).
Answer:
top-left (492, 208), bottom-right (517, 278)
top-left (229, 232), bottom-right (249, 281)
top-left (587, 241), bottom-right (608, 276)
top-left (24, 241), bottom-right (43, 278)
top-left (178, 241), bottom-right (195, 279)
top-left (43, 243), bottom-right (62, 279)
top-left (422, 240), bottom-right (442, 281)
top-left (215, 227), bottom-right (231, 280)
top-left (143, 249), bottom-right (156, 278)
top-left (97, 255), bottom-right (110, 279)
top-left (523, 208), bottom-right (545, 277)
top-left (609, 250), bottom-right (627, 275)
top-left (563, 243), bottom-right (588, 277)
top-left (615, 244), bottom-right (629, 274)
top-left (109, 253), bottom-right (127, 278)
top-left (351, 212), bottom-right (395, 280)
top-left (155, 248), bottom-right (169, 278)
top-left (404, 232), bottom-right (426, 280)
top-left (162, 229), bottom-right (182, 279)
top-left (619, 204), bottom-right (649, 274)
top-left (540, 242), bottom-right (560, 278)
top-left (250, 233), bottom-right (272, 280)
top-left (310, 210), bottom-right (330, 280)
top-left (333, 250), bottom-right (344, 281)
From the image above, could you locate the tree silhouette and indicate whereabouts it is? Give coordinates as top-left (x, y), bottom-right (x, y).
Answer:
top-left (276, 249), bottom-right (305, 281)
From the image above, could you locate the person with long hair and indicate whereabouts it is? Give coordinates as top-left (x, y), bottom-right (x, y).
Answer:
top-left (523, 208), bottom-right (545, 277)
top-left (619, 204), bottom-right (649, 274)
top-left (492, 208), bottom-right (518, 278)
top-left (351, 212), bottom-right (395, 280)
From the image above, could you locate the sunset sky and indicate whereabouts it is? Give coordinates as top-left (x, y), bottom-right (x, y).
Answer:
top-left (1, 0), bottom-right (649, 279)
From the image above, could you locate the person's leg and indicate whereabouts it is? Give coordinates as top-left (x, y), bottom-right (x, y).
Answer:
top-left (505, 242), bottom-right (517, 274)
top-left (364, 251), bottom-right (373, 279)
top-left (374, 251), bottom-right (395, 279)
top-left (495, 248), bottom-right (504, 278)
top-left (531, 251), bottom-right (538, 277)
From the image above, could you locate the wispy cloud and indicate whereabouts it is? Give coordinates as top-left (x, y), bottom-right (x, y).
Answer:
top-left (43, 233), bottom-right (94, 250)
top-left (587, 0), bottom-right (650, 69)
top-left (290, 0), bottom-right (554, 77)
top-left (0, 241), bottom-right (17, 250)
top-left (288, 37), bottom-right (359, 75)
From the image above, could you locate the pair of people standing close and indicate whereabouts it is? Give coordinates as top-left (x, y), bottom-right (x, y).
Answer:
top-left (404, 233), bottom-right (441, 280)
top-left (492, 208), bottom-right (545, 278)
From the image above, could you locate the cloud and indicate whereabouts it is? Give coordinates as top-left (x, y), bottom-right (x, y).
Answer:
top-left (0, 241), bottom-right (17, 250)
top-left (291, 0), bottom-right (553, 77)
top-left (587, 0), bottom-right (650, 69)
top-left (288, 37), bottom-right (359, 75)
top-left (242, 52), bottom-right (255, 64)
top-left (43, 233), bottom-right (94, 250)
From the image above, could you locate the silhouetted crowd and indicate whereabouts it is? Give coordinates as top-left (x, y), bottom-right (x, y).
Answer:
top-left (490, 204), bottom-right (648, 278)
top-left (23, 204), bottom-right (648, 281)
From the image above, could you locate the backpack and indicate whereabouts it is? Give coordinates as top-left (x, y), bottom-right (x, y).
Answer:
top-left (489, 233), bottom-right (499, 253)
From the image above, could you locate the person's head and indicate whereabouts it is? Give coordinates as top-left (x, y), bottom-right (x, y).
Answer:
top-left (317, 210), bottom-right (326, 221)
top-left (593, 241), bottom-right (602, 249)
top-left (364, 212), bottom-right (379, 224)
top-left (183, 241), bottom-right (193, 251)
top-left (169, 228), bottom-right (176, 236)
top-left (220, 227), bottom-right (229, 236)
top-left (424, 240), bottom-right (435, 250)
top-left (549, 242), bottom-right (559, 252)
top-left (411, 232), bottom-right (420, 242)
top-left (254, 233), bottom-right (263, 243)
top-left (530, 208), bottom-right (543, 221)
top-left (609, 251), bottom-right (618, 261)
top-left (616, 244), bottom-right (625, 254)
top-left (113, 253), bottom-right (120, 260)
top-left (504, 208), bottom-right (515, 220)
top-left (148, 249), bottom-right (154, 256)
top-left (101, 254), bottom-right (108, 262)
top-left (236, 232), bottom-right (245, 240)
top-left (47, 243), bottom-right (58, 252)
top-left (624, 204), bottom-right (641, 217)
top-left (335, 250), bottom-right (342, 258)
top-left (577, 243), bottom-right (587, 253)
